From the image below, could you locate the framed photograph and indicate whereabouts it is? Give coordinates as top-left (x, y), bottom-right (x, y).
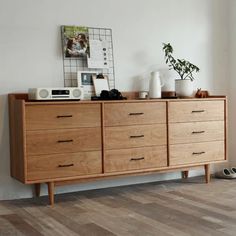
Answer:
top-left (93, 75), bottom-right (110, 96)
top-left (77, 71), bottom-right (97, 99)
top-left (61, 25), bottom-right (89, 58)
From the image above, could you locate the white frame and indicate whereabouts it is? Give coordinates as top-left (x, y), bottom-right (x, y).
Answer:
top-left (77, 71), bottom-right (97, 99)
top-left (93, 75), bottom-right (110, 96)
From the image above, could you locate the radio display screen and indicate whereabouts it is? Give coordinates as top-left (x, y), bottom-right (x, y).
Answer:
top-left (52, 90), bottom-right (70, 95)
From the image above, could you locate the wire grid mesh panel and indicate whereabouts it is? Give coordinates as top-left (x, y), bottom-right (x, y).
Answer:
top-left (62, 26), bottom-right (115, 89)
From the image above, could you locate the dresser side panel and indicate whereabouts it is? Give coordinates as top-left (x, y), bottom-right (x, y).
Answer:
top-left (8, 95), bottom-right (26, 183)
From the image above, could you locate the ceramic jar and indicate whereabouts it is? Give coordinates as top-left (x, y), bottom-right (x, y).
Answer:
top-left (175, 79), bottom-right (194, 97)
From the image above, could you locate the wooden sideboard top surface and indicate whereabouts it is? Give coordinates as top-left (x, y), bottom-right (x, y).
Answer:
top-left (8, 93), bottom-right (227, 105)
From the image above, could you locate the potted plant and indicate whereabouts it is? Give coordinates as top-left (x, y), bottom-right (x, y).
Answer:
top-left (163, 43), bottom-right (200, 97)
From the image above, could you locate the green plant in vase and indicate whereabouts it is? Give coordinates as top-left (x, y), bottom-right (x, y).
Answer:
top-left (163, 43), bottom-right (200, 97)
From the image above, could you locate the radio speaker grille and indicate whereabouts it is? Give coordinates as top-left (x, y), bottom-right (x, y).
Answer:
top-left (39, 89), bottom-right (49, 98)
top-left (73, 89), bottom-right (82, 98)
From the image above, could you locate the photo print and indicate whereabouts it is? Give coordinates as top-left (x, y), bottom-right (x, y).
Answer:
top-left (62, 25), bottom-right (89, 58)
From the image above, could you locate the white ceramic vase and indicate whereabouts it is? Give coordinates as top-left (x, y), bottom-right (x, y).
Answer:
top-left (175, 79), bottom-right (194, 97)
top-left (149, 71), bottom-right (164, 98)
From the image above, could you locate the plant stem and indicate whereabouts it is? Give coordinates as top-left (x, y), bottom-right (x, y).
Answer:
top-left (183, 70), bottom-right (194, 80)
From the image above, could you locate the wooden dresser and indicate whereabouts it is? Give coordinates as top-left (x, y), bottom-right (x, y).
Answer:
top-left (8, 94), bottom-right (227, 205)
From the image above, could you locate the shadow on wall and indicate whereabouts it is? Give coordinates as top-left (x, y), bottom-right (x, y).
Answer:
top-left (131, 65), bottom-right (175, 93)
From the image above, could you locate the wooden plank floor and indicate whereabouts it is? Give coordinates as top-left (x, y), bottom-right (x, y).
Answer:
top-left (1, 176), bottom-right (236, 236)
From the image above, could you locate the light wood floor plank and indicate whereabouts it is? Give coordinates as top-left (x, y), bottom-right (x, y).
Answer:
top-left (1, 177), bottom-right (236, 236)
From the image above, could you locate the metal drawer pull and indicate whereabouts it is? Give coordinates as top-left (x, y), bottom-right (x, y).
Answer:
top-left (192, 110), bottom-right (205, 113)
top-left (192, 151), bottom-right (205, 155)
top-left (58, 164), bottom-right (74, 168)
top-left (129, 112), bottom-right (144, 116)
top-left (130, 157), bottom-right (145, 161)
top-left (192, 131), bottom-right (205, 134)
top-left (57, 139), bottom-right (73, 143)
top-left (57, 115), bottom-right (73, 118)
top-left (130, 135), bottom-right (144, 138)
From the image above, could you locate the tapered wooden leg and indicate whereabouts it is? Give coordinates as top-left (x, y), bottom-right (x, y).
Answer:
top-left (47, 182), bottom-right (55, 206)
top-left (181, 171), bottom-right (189, 179)
top-left (204, 164), bottom-right (210, 183)
top-left (35, 183), bottom-right (41, 197)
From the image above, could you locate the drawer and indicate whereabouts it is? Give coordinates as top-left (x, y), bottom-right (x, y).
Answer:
top-left (25, 104), bottom-right (101, 130)
top-left (169, 141), bottom-right (225, 166)
top-left (26, 127), bottom-right (101, 155)
top-left (27, 151), bottom-right (102, 181)
top-left (169, 100), bottom-right (225, 123)
top-left (105, 124), bottom-right (167, 150)
top-left (104, 102), bottom-right (166, 126)
top-left (169, 121), bottom-right (224, 144)
top-left (104, 146), bottom-right (167, 173)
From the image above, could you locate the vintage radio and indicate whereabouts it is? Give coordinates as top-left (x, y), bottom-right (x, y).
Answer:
top-left (28, 87), bottom-right (84, 100)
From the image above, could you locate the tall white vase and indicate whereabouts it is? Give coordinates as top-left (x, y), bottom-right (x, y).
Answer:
top-left (175, 79), bottom-right (194, 97)
top-left (149, 71), bottom-right (164, 98)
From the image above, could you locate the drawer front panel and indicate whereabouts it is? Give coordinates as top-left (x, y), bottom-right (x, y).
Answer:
top-left (104, 146), bottom-right (167, 173)
top-left (169, 101), bottom-right (224, 123)
top-left (169, 141), bottom-right (225, 166)
top-left (27, 151), bottom-right (102, 181)
top-left (105, 124), bottom-right (167, 150)
top-left (104, 102), bottom-right (166, 126)
top-left (26, 128), bottom-right (101, 155)
top-left (25, 104), bottom-right (101, 130)
top-left (169, 121), bottom-right (224, 144)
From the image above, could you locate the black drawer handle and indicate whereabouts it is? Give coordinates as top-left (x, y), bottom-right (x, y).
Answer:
top-left (192, 110), bottom-right (205, 113)
top-left (129, 112), bottom-right (144, 116)
top-left (192, 151), bottom-right (205, 155)
top-left (58, 164), bottom-right (74, 168)
top-left (192, 131), bottom-right (205, 134)
top-left (130, 135), bottom-right (144, 138)
top-left (57, 115), bottom-right (73, 118)
top-left (130, 157), bottom-right (145, 161)
top-left (57, 139), bottom-right (73, 143)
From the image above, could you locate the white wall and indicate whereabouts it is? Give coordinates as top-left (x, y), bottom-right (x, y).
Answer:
top-left (0, 0), bottom-right (230, 200)
top-left (228, 0), bottom-right (236, 166)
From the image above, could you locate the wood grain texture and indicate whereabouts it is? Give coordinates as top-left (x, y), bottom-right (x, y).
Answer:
top-left (26, 127), bottom-right (101, 155)
top-left (47, 182), bottom-right (54, 206)
top-left (224, 98), bottom-right (228, 161)
top-left (8, 93), bottom-right (227, 206)
top-left (169, 120), bottom-right (224, 144)
top-left (27, 151), bottom-right (102, 181)
top-left (104, 146), bottom-right (167, 173)
top-left (105, 124), bottom-right (167, 150)
top-left (169, 141), bottom-right (225, 166)
top-left (1, 177), bottom-right (236, 236)
top-left (169, 100), bottom-right (224, 123)
top-left (104, 102), bottom-right (166, 126)
top-left (25, 103), bottom-right (101, 130)
top-left (53, 164), bottom-right (221, 187)
top-left (204, 164), bottom-right (210, 183)
top-left (8, 95), bottom-right (26, 182)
